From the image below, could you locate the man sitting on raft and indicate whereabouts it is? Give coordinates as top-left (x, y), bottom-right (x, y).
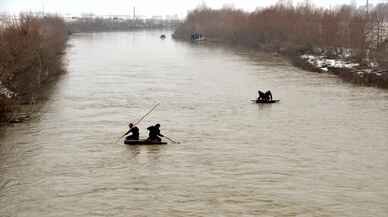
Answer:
top-left (124, 123), bottom-right (139, 140)
top-left (257, 90), bottom-right (273, 102)
top-left (146, 123), bottom-right (164, 142)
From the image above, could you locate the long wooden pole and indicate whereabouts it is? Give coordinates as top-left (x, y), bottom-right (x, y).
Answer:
top-left (133, 103), bottom-right (160, 126)
top-left (116, 103), bottom-right (160, 143)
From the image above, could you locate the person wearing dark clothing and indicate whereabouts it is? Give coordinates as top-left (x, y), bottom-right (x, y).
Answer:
top-left (257, 90), bottom-right (273, 102)
top-left (146, 123), bottom-right (164, 142)
top-left (265, 90), bottom-right (272, 102)
top-left (258, 90), bottom-right (265, 101)
top-left (124, 123), bottom-right (139, 140)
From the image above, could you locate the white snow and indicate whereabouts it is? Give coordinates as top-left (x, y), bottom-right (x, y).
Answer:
top-left (0, 81), bottom-right (15, 99)
top-left (300, 54), bottom-right (359, 72)
top-left (355, 70), bottom-right (384, 77)
top-left (375, 72), bottom-right (383, 76)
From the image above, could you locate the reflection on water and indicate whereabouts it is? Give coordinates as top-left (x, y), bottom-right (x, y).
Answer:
top-left (1, 31), bottom-right (388, 217)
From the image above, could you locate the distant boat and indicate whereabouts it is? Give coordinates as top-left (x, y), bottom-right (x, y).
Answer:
top-left (192, 36), bottom-right (206, 42)
top-left (160, 34), bottom-right (166, 39)
top-left (191, 32), bottom-right (205, 41)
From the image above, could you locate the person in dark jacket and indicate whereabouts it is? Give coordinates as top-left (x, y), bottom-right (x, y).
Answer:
top-left (258, 90), bottom-right (265, 101)
top-left (257, 90), bottom-right (273, 102)
top-left (146, 123), bottom-right (164, 142)
top-left (124, 123), bottom-right (139, 140)
top-left (265, 90), bottom-right (272, 102)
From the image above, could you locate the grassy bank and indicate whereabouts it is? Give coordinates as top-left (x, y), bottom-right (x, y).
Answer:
top-left (0, 15), bottom-right (68, 123)
top-left (174, 2), bottom-right (388, 88)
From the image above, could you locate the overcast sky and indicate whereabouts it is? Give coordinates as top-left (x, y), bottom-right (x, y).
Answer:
top-left (0, 0), bottom-right (386, 18)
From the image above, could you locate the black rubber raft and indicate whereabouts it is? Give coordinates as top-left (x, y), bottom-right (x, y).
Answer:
top-left (124, 139), bottom-right (167, 145)
top-left (251, 99), bottom-right (280, 104)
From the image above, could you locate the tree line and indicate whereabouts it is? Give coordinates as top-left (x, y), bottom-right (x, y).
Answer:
top-left (0, 15), bottom-right (68, 122)
top-left (174, 1), bottom-right (388, 68)
top-left (66, 17), bottom-right (181, 33)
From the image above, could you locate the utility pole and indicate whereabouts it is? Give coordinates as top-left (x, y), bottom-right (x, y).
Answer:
top-left (133, 7), bottom-right (136, 20)
top-left (366, 0), bottom-right (369, 15)
top-left (41, 0), bottom-right (45, 16)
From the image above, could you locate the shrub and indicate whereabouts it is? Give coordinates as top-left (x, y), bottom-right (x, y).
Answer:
top-left (0, 14), bottom-right (67, 103)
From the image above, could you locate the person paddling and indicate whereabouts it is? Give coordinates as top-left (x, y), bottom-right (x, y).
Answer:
top-left (146, 123), bottom-right (164, 142)
top-left (124, 123), bottom-right (139, 141)
top-left (257, 90), bottom-right (273, 102)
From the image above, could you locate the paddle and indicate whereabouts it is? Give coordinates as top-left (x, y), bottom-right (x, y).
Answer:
top-left (163, 135), bottom-right (180, 144)
top-left (116, 103), bottom-right (160, 143)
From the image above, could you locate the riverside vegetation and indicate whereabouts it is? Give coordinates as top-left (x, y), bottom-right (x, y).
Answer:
top-left (0, 15), bottom-right (68, 123)
top-left (174, 1), bottom-right (388, 88)
top-left (0, 14), bottom-right (178, 124)
top-left (66, 17), bottom-right (181, 33)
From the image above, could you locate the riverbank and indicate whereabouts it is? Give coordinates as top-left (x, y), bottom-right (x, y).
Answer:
top-left (0, 15), bottom-right (68, 123)
top-left (173, 4), bottom-right (388, 89)
top-left (287, 45), bottom-right (388, 88)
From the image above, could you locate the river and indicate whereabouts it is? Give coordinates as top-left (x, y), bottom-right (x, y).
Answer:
top-left (1, 31), bottom-right (388, 217)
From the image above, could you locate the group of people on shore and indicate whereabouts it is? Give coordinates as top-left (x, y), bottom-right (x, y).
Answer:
top-left (123, 123), bottom-right (164, 142)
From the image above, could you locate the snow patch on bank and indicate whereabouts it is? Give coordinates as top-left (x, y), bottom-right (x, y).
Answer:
top-left (300, 52), bottom-right (386, 78)
top-left (300, 54), bottom-right (359, 71)
top-left (0, 81), bottom-right (15, 98)
top-left (356, 69), bottom-right (385, 78)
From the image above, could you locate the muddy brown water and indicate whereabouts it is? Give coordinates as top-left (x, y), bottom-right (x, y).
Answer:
top-left (1, 31), bottom-right (388, 217)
